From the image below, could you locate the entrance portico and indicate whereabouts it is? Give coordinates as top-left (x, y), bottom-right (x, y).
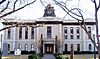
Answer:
top-left (43, 41), bottom-right (55, 54)
top-left (45, 44), bottom-right (54, 54)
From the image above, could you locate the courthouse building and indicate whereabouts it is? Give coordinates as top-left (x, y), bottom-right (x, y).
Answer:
top-left (2, 4), bottom-right (96, 54)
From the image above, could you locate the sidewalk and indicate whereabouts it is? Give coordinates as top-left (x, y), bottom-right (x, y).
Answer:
top-left (1, 54), bottom-right (99, 59)
top-left (42, 54), bottom-right (55, 59)
top-left (2, 55), bottom-right (29, 59)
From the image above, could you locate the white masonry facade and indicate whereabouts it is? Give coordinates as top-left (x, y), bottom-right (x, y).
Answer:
top-left (2, 4), bottom-right (96, 54)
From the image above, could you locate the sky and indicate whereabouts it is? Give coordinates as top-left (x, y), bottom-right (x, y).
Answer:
top-left (0, 0), bottom-right (100, 34)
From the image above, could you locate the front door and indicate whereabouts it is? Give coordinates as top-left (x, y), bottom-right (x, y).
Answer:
top-left (45, 44), bottom-right (54, 54)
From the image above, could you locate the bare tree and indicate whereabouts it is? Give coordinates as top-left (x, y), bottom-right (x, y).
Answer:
top-left (53, 0), bottom-right (100, 58)
top-left (0, 0), bottom-right (37, 33)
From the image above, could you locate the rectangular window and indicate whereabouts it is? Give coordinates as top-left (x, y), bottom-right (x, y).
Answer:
top-left (64, 35), bottom-right (67, 39)
top-left (76, 27), bottom-right (79, 34)
top-left (47, 26), bottom-right (52, 39)
top-left (70, 27), bottom-right (73, 39)
top-left (76, 27), bottom-right (80, 39)
top-left (88, 27), bottom-right (91, 39)
top-left (64, 27), bottom-right (67, 39)
top-left (77, 35), bottom-right (80, 39)
top-left (19, 27), bottom-right (22, 39)
top-left (31, 27), bottom-right (34, 39)
top-left (25, 27), bottom-right (28, 39)
top-left (64, 27), bottom-right (67, 34)
top-left (8, 28), bottom-right (11, 39)
top-left (71, 35), bottom-right (73, 39)
top-left (70, 27), bottom-right (73, 34)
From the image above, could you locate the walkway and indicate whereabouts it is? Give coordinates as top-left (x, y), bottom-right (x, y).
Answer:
top-left (42, 54), bottom-right (55, 59)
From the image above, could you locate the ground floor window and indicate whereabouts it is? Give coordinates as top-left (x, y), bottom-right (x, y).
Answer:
top-left (25, 44), bottom-right (28, 51)
top-left (65, 44), bottom-right (67, 52)
top-left (18, 44), bottom-right (21, 49)
top-left (77, 44), bottom-right (80, 52)
top-left (8, 44), bottom-right (10, 51)
top-left (89, 44), bottom-right (92, 51)
top-left (31, 44), bottom-right (34, 51)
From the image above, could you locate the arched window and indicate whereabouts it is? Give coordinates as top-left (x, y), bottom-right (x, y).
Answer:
top-left (31, 44), bottom-right (34, 51)
top-left (71, 44), bottom-right (74, 51)
top-left (8, 44), bottom-right (10, 51)
top-left (65, 44), bottom-right (67, 52)
top-left (77, 44), bottom-right (80, 52)
top-left (18, 44), bottom-right (21, 49)
top-left (89, 44), bottom-right (92, 51)
top-left (25, 44), bottom-right (28, 51)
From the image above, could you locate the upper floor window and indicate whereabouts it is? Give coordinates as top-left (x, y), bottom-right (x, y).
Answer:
top-left (64, 27), bottom-right (67, 39)
top-left (47, 26), bottom-right (52, 39)
top-left (64, 27), bottom-right (67, 34)
top-left (76, 27), bottom-right (80, 39)
top-left (70, 27), bottom-right (73, 34)
top-left (88, 27), bottom-right (91, 39)
top-left (19, 27), bottom-right (22, 39)
top-left (88, 27), bottom-right (91, 33)
top-left (31, 27), bottom-right (34, 39)
top-left (8, 28), bottom-right (11, 39)
top-left (25, 27), bottom-right (28, 39)
top-left (76, 27), bottom-right (79, 34)
top-left (70, 27), bottom-right (74, 39)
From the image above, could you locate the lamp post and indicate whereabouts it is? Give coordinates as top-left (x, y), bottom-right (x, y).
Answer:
top-left (93, 34), bottom-right (96, 59)
top-left (92, 30), bottom-right (96, 59)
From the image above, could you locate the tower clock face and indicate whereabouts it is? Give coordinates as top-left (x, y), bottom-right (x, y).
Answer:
top-left (47, 10), bottom-right (53, 14)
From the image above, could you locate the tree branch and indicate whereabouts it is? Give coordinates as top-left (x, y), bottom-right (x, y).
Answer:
top-left (0, 0), bottom-right (36, 18)
top-left (0, 0), bottom-right (6, 4)
top-left (13, 0), bottom-right (18, 10)
top-left (0, 1), bottom-right (10, 13)
top-left (97, 0), bottom-right (100, 11)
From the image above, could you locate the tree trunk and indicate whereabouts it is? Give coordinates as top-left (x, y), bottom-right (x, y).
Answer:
top-left (95, 8), bottom-right (99, 59)
top-left (98, 47), bottom-right (100, 59)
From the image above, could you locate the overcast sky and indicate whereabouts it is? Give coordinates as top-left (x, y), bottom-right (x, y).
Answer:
top-left (0, 0), bottom-right (100, 34)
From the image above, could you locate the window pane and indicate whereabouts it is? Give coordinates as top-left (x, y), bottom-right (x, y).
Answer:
top-left (31, 44), bottom-right (34, 51)
top-left (25, 27), bottom-right (28, 39)
top-left (25, 44), bottom-right (28, 51)
top-left (77, 35), bottom-right (80, 39)
top-left (47, 26), bottom-right (52, 39)
top-left (65, 44), bottom-right (67, 52)
top-left (18, 44), bottom-right (21, 49)
top-left (70, 27), bottom-right (73, 34)
top-left (71, 35), bottom-right (73, 39)
top-left (76, 27), bottom-right (79, 34)
top-left (64, 27), bottom-right (67, 33)
top-left (77, 44), bottom-right (80, 52)
top-left (64, 35), bottom-right (67, 39)
top-left (31, 27), bottom-right (34, 39)
top-left (19, 27), bottom-right (22, 39)
top-left (8, 28), bottom-right (11, 39)
top-left (89, 44), bottom-right (92, 51)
